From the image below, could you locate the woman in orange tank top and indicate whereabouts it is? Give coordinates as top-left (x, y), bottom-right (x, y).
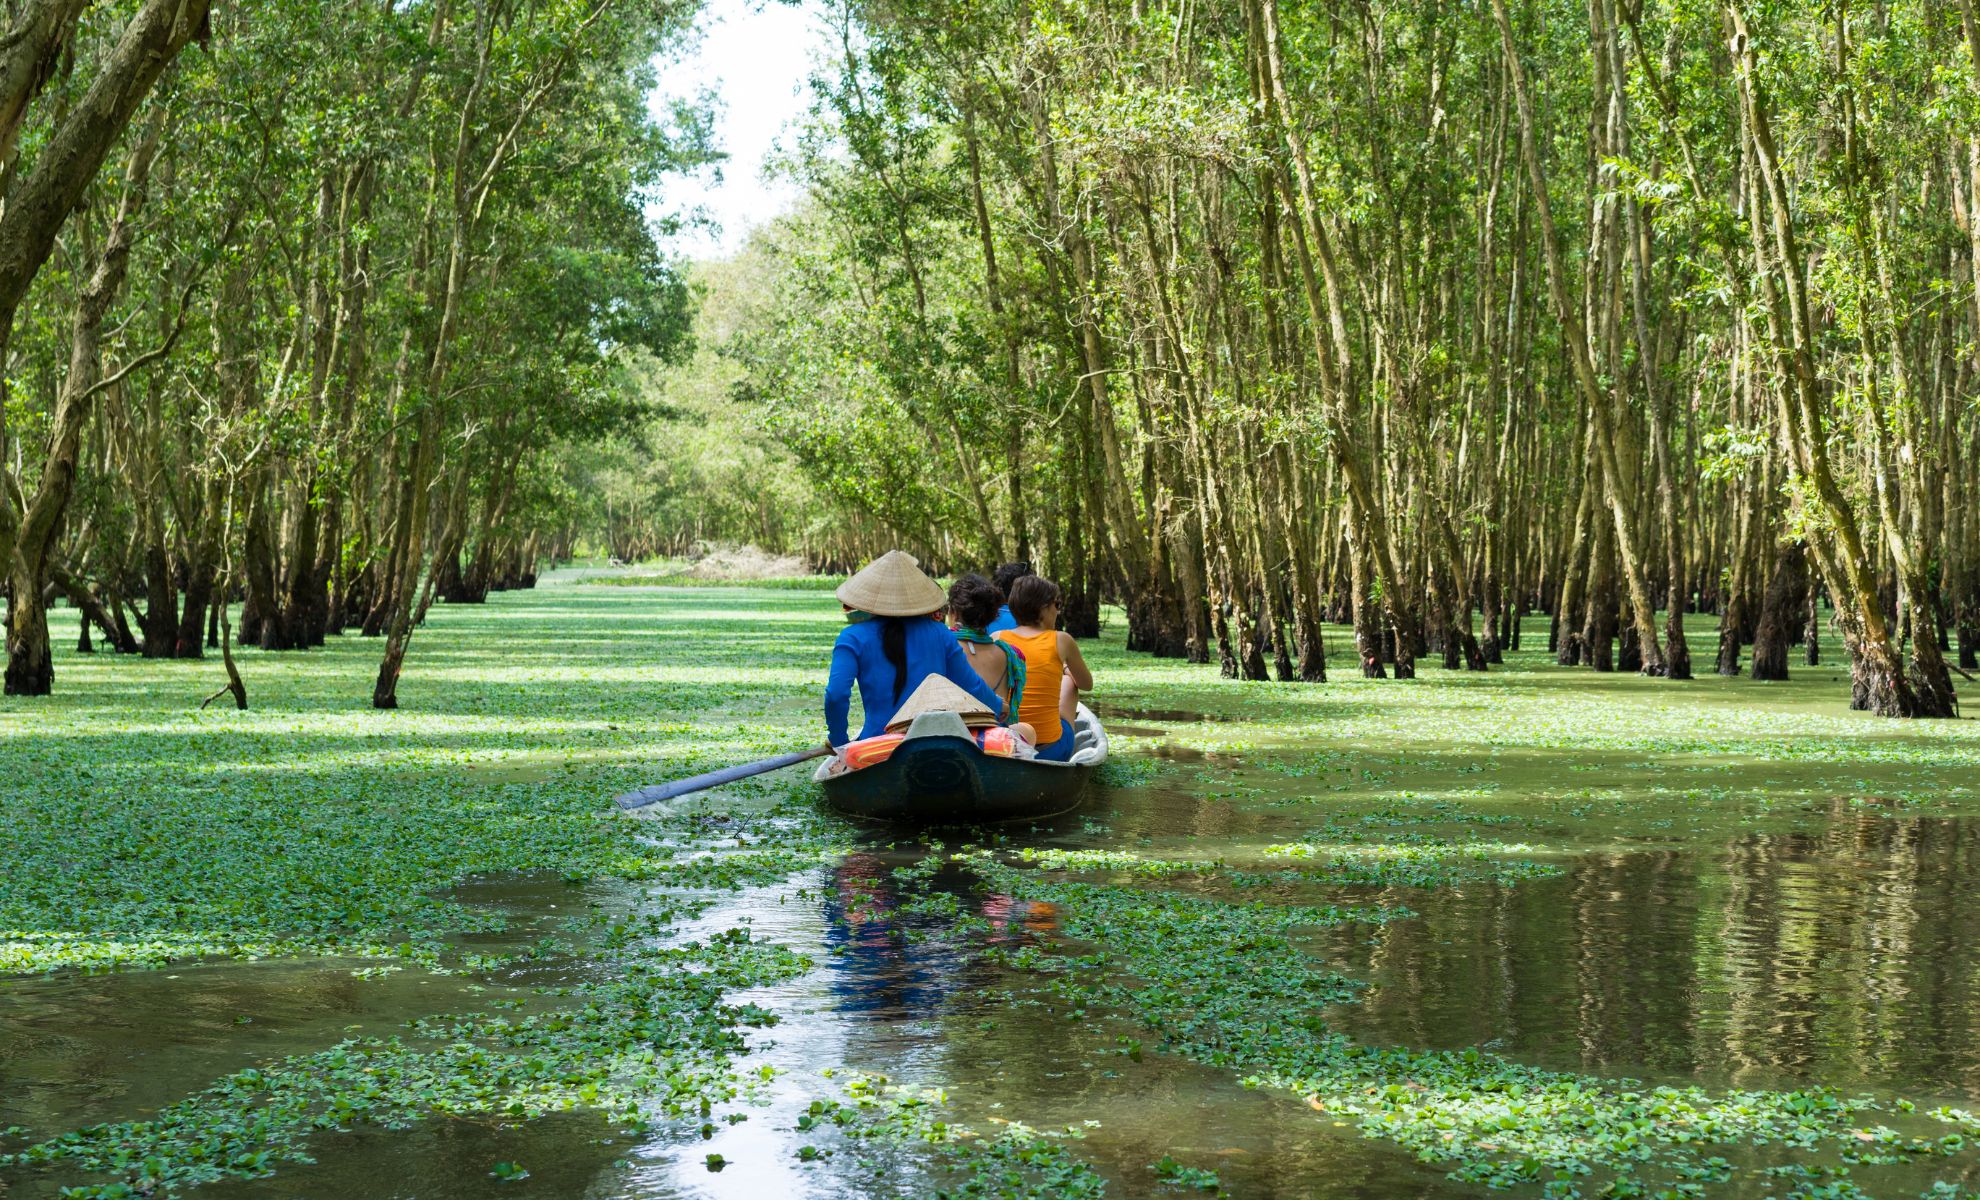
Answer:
top-left (994, 575), bottom-right (1093, 763)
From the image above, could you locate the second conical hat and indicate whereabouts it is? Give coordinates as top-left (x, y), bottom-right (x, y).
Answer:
top-left (837, 550), bottom-right (947, 617)
top-left (885, 674), bottom-right (997, 731)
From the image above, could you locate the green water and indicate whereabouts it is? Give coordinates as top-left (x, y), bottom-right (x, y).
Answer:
top-left (4, 583), bottom-right (1980, 1197)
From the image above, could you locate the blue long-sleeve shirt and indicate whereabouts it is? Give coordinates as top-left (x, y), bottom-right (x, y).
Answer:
top-left (825, 617), bottom-right (1005, 745)
top-left (986, 605), bottom-right (1018, 634)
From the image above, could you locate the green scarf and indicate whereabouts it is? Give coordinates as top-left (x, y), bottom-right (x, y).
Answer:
top-left (954, 626), bottom-right (1026, 724)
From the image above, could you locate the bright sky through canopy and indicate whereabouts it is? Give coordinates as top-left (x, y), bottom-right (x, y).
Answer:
top-left (651, 0), bottom-right (822, 259)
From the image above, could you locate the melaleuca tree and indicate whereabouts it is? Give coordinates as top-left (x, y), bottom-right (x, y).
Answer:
top-left (709, 0), bottom-right (1976, 717)
top-left (3, 0), bottom-right (709, 707)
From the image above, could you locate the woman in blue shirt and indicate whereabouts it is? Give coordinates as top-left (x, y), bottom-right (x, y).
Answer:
top-left (825, 551), bottom-right (1003, 746)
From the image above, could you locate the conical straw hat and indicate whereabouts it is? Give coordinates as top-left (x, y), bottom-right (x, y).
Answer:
top-left (837, 550), bottom-right (946, 617)
top-left (886, 674), bottom-right (997, 731)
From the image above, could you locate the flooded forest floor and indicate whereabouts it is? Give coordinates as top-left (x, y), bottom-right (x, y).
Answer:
top-left (4, 576), bottom-right (1980, 1200)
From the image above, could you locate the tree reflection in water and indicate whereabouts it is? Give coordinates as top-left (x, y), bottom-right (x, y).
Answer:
top-left (1315, 810), bottom-right (1980, 1099)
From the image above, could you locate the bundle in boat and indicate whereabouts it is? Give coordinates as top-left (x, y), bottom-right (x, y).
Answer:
top-left (818, 676), bottom-right (1108, 824)
top-left (830, 676), bottom-right (1030, 770)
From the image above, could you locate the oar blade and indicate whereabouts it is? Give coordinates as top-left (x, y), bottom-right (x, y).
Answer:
top-left (612, 779), bottom-right (694, 810)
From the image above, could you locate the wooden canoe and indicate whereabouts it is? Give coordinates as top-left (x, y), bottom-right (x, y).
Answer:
top-left (815, 704), bottom-right (1108, 824)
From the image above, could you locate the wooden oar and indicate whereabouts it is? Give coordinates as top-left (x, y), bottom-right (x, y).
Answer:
top-left (614, 745), bottom-right (833, 811)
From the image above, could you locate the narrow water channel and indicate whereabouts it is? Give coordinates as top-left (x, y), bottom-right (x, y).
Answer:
top-left (7, 730), bottom-right (1980, 1198)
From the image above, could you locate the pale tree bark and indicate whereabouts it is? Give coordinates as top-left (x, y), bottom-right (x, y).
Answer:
top-left (373, 0), bottom-right (611, 708)
top-left (0, 0), bottom-right (92, 174)
top-left (5, 117), bottom-right (165, 694)
top-left (1727, 1), bottom-right (1920, 717)
top-left (1492, 0), bottom-right (1667, 676)
top-left (1254, 0), bottom-right (1422, 677)
top-left (0, 0), bottom-right (211, 637)
top-left (1831, 13), bottom-right (1957, 717)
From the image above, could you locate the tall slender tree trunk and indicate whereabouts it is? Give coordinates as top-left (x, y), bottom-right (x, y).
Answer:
top-left (5, 120), bottom-right (163, 693)
top-left (1729, 2), bottom-right (1919, 716)
top-left (1494, 0), bottom-right (1665, 676)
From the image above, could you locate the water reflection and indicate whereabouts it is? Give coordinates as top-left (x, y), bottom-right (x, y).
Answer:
top-left (180, 849), bottom-right (1475, 1200)
top-left (19, 800), bottom-right (1980, 1198)
top-left (731, 850), bottom-right (1461, 1200)
top-left (0, 955), bottom-right (506, 1136)
top-left (196, 1115), bottom-right (626, 1200)
top-left (822, 851), bottom-right (1057, 1019)
top-left (1316, 811), bottom-right (1980, 1100)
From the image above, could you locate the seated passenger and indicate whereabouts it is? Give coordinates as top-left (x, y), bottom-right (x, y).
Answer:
top-left (987, 561), bottom-right (1033, 634)
top-left (825, 551), bottom-right (1003, 748)
top-left (947, 573), bottom-right (1037, 744)
top-left (994, 575), bottom-right (1094, 763)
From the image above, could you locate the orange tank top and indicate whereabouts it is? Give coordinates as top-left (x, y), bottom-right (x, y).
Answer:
top-left (996, 629), bottom-right (1065, 745)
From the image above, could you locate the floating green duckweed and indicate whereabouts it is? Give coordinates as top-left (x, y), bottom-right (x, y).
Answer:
top-left (7, 588), bottom-right (1980, 1197)
top-left (1260, 835), bottom-right (1562, 886)
top-left (955, 849), bottom-right (1978, 1197)
top-left (811, 1073), bottom-right (1109, 1199)
top-left (2, 922), bottom-right (811, 1195)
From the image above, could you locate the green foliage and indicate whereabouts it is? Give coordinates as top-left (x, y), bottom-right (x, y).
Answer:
top-left (560, 258), bottom-right (831, 562)
top-left (0, 583), bottom-right (872, 1192)
top-left (5, 0), bottom-right (714, 702)
top-left (660, 0), bottom-right (1980, 729)
top-left (810, 1075), bottom-right (1110, 1199)
top-left (1152, 1155), bottom-right (1222, 1191)
top-left (958, 842), bottom-right (1976, 1196)
top-left (6, 587), bottom-right (1980, 1196)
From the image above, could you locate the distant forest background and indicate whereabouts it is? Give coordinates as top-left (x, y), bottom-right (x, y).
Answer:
top-left (1, 0), bottom-right (1974, 720)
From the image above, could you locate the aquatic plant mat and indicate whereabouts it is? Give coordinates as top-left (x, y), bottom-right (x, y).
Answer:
top-left (4, 579), bottom-right (1979, 1198)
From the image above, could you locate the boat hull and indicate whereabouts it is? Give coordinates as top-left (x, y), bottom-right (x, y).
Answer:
top-left (818, 705), bottom-right (1107, 825)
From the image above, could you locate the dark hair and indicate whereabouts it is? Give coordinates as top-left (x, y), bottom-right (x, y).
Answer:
top-left (991, 561), bottom-right (1034, 596)
top-left (879, 617), bottom-right (909, 703)
top-left (947, 573), bottom-right (1003, 630)
top-left (1007, 575), bottom-right (1062, 626)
